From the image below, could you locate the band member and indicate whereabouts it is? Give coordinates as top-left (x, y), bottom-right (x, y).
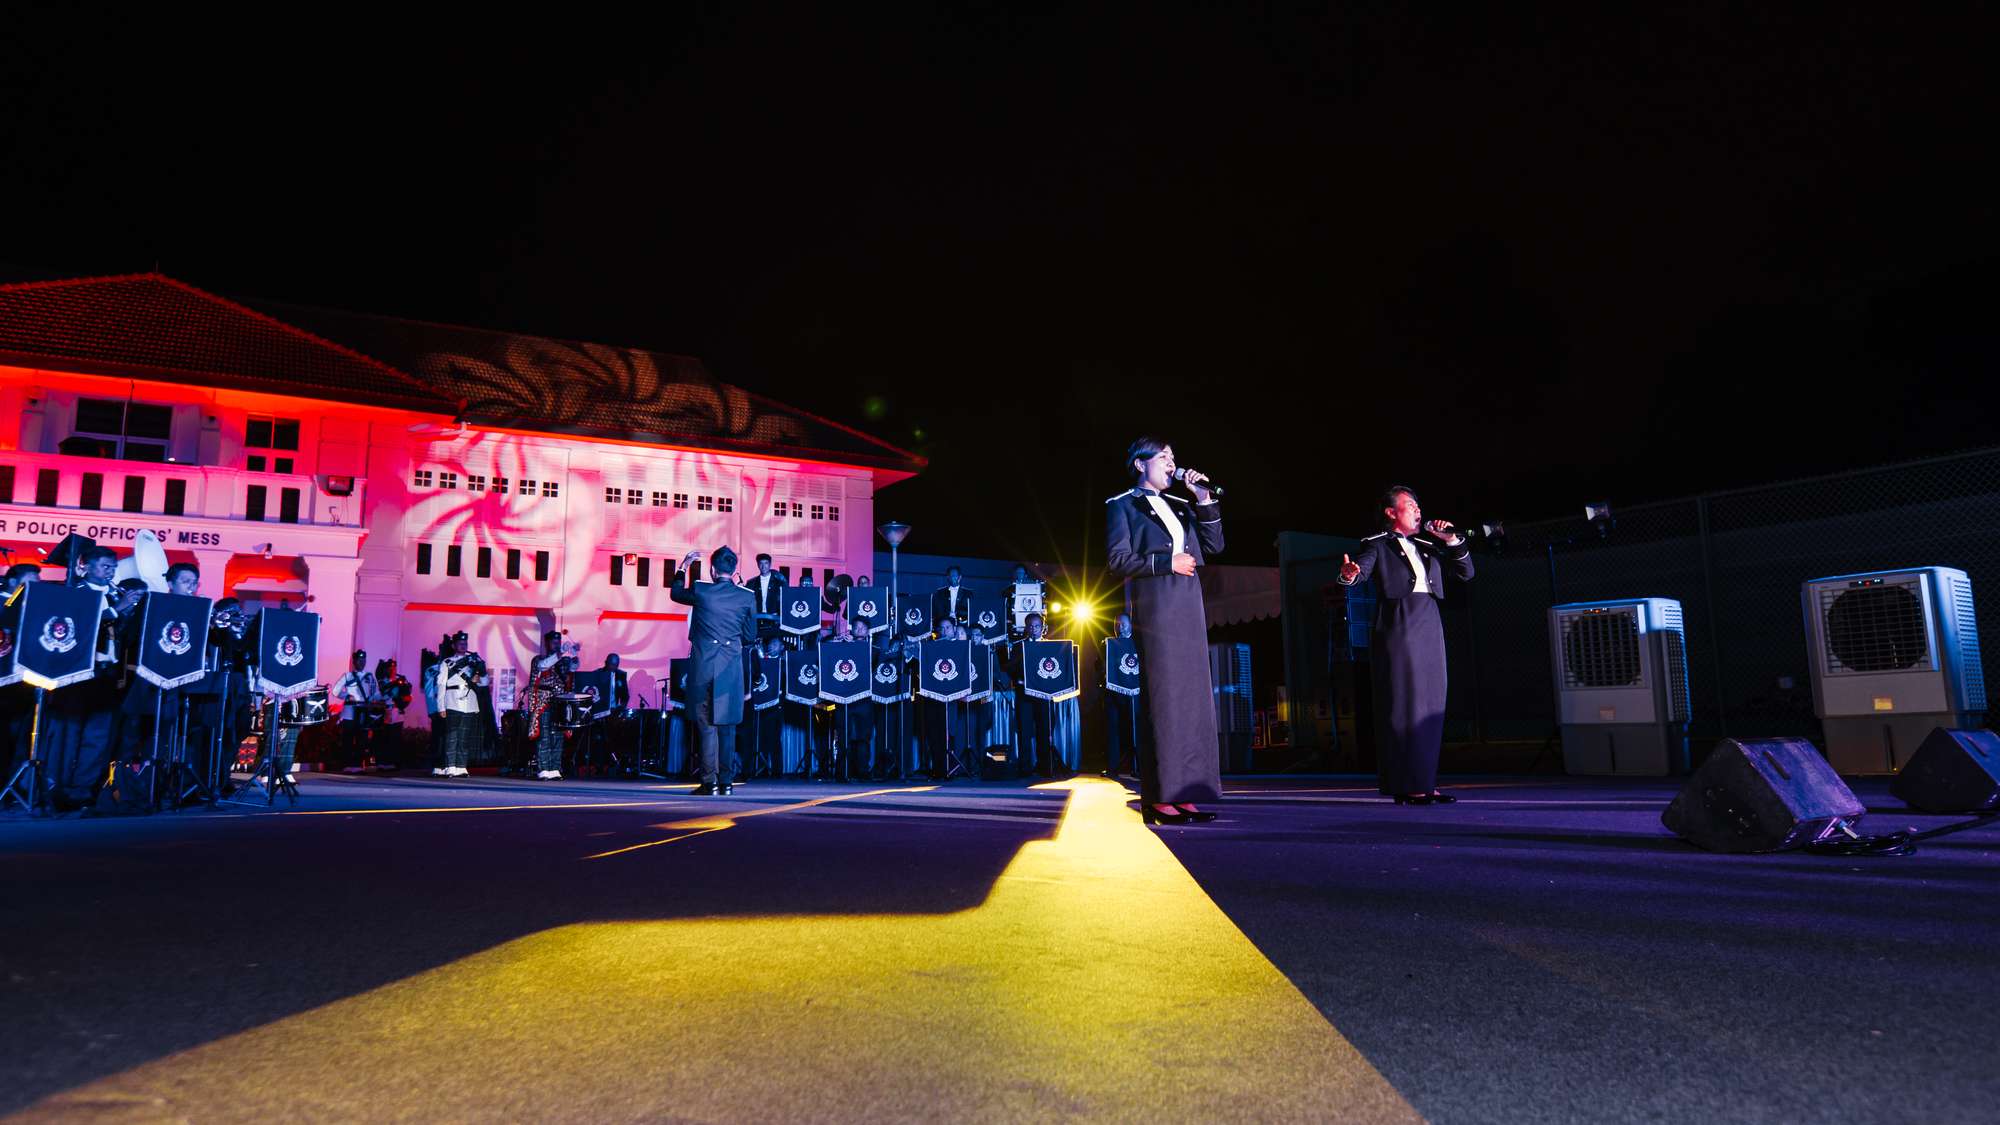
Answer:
top-left (115, 568), bottom-right (197, 765)
top-left (931, 566), bottom-right (971, 628)
top-left (671, 546), bottom-right (758, 796)
top-left (189, 597), bottom-right (252, 786)
top-left (524, 630), bottom-right (570, 780)
top-left (375, 657), bottom-right (413, 769)
top-left (1103, 612), bottom-right (1142, 780)
top-left (437, 632), bottom-right (489, 777)
top-left (1104, 438), bottom-right (1223, 825)
top-left (1011, 614), bottom-right (1064, 779)
top-left (1338, 485), bottom-right (1474, 805)
top-left (751, 553), bottom-right (786, 640)
top-left (920, 620), bottom-right (961, 780)
top-left (422, 634), bottom-right (448, 774)
top-left (332, 648), bottom-right (382, 772)
top-left (44, 546), bottom-right (139, 810)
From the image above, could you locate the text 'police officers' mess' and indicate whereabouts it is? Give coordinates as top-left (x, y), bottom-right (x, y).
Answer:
top-left (10, 519), bottom-right (225, 547)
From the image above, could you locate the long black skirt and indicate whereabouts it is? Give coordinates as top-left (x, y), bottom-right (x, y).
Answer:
top-left (1132, 571), bottom-right (1220, 805)
top-left (1370, 593), bottom-right (1448, 795)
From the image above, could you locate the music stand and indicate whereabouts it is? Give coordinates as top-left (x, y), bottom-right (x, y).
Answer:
top-left (1, 688), bottom-right (51, 815)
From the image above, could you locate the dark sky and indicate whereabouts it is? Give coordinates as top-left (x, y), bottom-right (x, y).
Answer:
top-left (6, 5), bottom-right (1998, 565)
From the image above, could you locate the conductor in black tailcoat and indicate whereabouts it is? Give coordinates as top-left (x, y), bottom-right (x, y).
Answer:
top-left (1337, 484), bottom-right (1474, 805)
top-left (670, 546), bottom-right (759, 796)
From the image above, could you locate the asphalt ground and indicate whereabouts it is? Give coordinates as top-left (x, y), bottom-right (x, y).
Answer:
top-left (2, 772), bottom-right (1995, 1122)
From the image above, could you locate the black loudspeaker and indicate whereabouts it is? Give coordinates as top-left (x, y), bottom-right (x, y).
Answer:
top-left (1891, 727), bottom-right (2000, 813)
top-left (1662, 738), bottom-right (1865, 853)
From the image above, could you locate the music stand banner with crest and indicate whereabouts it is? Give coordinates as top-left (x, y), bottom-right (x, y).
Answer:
top-left (779, 587), bottom-right (821, 636)
top-left (137, 592), bottom-right (213, 690)
top-left (917, 638), bottom-right (974, 703)
top-left (750, 651), bottom-right (783, 711)
top-left (817, 639), bottom-right (873, 704)
top-left (899, 598), bottom-right (931, 641)
top-left (870, 648), bottom-right (910, 704)
top-left (1104, 637), bottom-right (1142, 698)
top-left (256, 608), bottom-right (320, 696)
top-left (966, 598), bottom-right (1007, 644)
top-left (1021, 639), bottom-right (1081, 703)
top-left (0, 582), bottom-right (103, 690)
top-left (783, 647), bottom-right (821, 705)
top-left (848, 588), bottom-right (890, 636)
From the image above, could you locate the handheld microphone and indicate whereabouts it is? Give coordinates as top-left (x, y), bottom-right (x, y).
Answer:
top-left (1171, 467), bottom-right (1225, 498)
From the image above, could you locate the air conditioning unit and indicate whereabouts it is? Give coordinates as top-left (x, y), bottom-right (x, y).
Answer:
top-left (1549, 599), bottom-right (1691, 776)
top-left (1209, 642), bottom-right (1253, 772)
top-left (1802, 567), bottom-right (1985, 774)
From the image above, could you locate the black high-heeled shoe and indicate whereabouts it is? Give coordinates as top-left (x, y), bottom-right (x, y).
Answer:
top-left (1141, 805), bottom-right (1192, 825)
top-left (1177, 806), bottom-right (1218, 822)
top-left (1391, 794), bottom-right (1434, 806)
top-left (1427, 791), bottom-right (1457, 804)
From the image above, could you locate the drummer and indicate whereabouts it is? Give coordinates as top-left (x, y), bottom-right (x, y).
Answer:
top-left (332, 649), bottom-right (382, 772)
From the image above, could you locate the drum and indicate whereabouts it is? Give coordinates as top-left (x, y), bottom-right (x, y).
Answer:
top-left (278, 686), bottom-right (331, 727)
top-left (550, 693), bottom-right (595, 731)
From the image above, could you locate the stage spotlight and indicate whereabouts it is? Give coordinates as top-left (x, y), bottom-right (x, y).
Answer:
top-left (1584, 502), bottom-right (1613, 523)
top-left (622, 552), bottom-right (639, 566)
top-left (1070, 601), bottom-right (1095, 623)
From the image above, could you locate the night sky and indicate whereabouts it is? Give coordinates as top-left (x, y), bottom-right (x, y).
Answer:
top-left (7, 6), bottom-right (1997, 565)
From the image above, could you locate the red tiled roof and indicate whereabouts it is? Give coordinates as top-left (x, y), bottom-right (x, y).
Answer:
top-left (0, 273), bottom-right (457, 412)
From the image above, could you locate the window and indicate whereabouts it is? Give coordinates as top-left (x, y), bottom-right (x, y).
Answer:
top-left (279, 487), bottom-right (301, 523)
top-left (79, 472), bottom-right (104, 510)
top-left (674, 492), bottom-right (688, 509)
top-left (491, 476), bottom-right (508, 494)
top-left (718, 496), bottom-right (734, 513)
top-left (446, 545), bottom-right (462, 577)
top-left (636, 558), bottom-right (651, 587)
top-left (698, 495), bottom-right (714, 512)
top-left (772, 500), bottom-right (786, 518)
top-left (122, 476), bottom-right (145, 513)
top-left (416, 543), bottom-right (433, 575)
top-left (810, 504), bottom-right (823, 521)
top-left (414, 470), bottom-right (433, 488)
top-left (790, 501), bottom-right (803, 518)
top-left (0, 465), bottom-right (13, 503)
top-left (35, 469), bottom-right (58, 506)
top-left (605, 487), bottom-right (622, 504)
top-left (68, 398), bottom-right (172, 462)
top-left (245, 484), bottom-right (268, 522)
top-left (534, 550), bottom-right (550, 582)
top-left (468, 474), bottom-right (486, 492)
top-left (543, 481), bottom-right (559, 498)
top-left (163, 479), bottom-right (187, 516)
top-left (827, 505), bottom-right (839, 522)
top-left (506, 548), bottom-right (522, 580)
top-left (610, 554), bottom-right (624, 585)
top-left (476, 546), bottom-right (492, 578)
top-left (652, 491), bottom-right (670, 507)
top-left (624, 487), bottom-right (640, 505)
top-left (519, 479), bottom-right (536, 495)
top-left (245, 415), bottom-right (298, 474)
top-left (438, 472), bottom-right (458, 490)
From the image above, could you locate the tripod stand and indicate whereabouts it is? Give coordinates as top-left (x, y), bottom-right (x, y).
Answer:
top-left (223, 699), bottom-right (300, 807)
top-left (153, 688), bottom-right (210, 811)
top-left (1, 687), bottom-right (51, 816)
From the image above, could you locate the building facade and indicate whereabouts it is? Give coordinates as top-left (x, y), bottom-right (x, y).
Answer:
top-left (0, 274), bottom-right (922, 718)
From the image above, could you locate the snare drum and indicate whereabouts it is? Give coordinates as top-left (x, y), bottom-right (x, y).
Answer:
top-left (550, 693), bottom-right (595, 731)
top-left (278, 686), bottom-right (331, 727)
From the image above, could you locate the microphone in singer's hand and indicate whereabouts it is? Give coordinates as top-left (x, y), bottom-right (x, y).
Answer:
top-left (1171, 468), bottom-right (1225, 498)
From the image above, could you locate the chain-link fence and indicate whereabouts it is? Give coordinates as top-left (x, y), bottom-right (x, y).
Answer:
top-left (1445, 446), bottom-right (2000, 749)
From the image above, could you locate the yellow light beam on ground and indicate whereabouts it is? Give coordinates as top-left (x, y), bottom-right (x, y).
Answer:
top-left (18, 780), bottom-right (1420, 1123)
top-left (286, 800), bottom-right (691, 817)
top-left (582, 785), bottom-right (943, 857)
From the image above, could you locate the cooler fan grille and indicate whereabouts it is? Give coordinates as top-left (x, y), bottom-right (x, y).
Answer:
top-left (1562, 610), bottom-right (1642, 688)
top-left (1819, 580), bottom-right (1931, 674)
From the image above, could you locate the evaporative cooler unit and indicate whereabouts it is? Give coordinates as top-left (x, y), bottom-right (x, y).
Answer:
top-left (1802, 567), bottom-right (1984, 774)
top-left (1549, 598), bottom-right (1691, 775)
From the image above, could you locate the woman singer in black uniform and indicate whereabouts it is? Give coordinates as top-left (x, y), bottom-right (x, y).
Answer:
top-left (1103, 437), bottom-right (1223, 826)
